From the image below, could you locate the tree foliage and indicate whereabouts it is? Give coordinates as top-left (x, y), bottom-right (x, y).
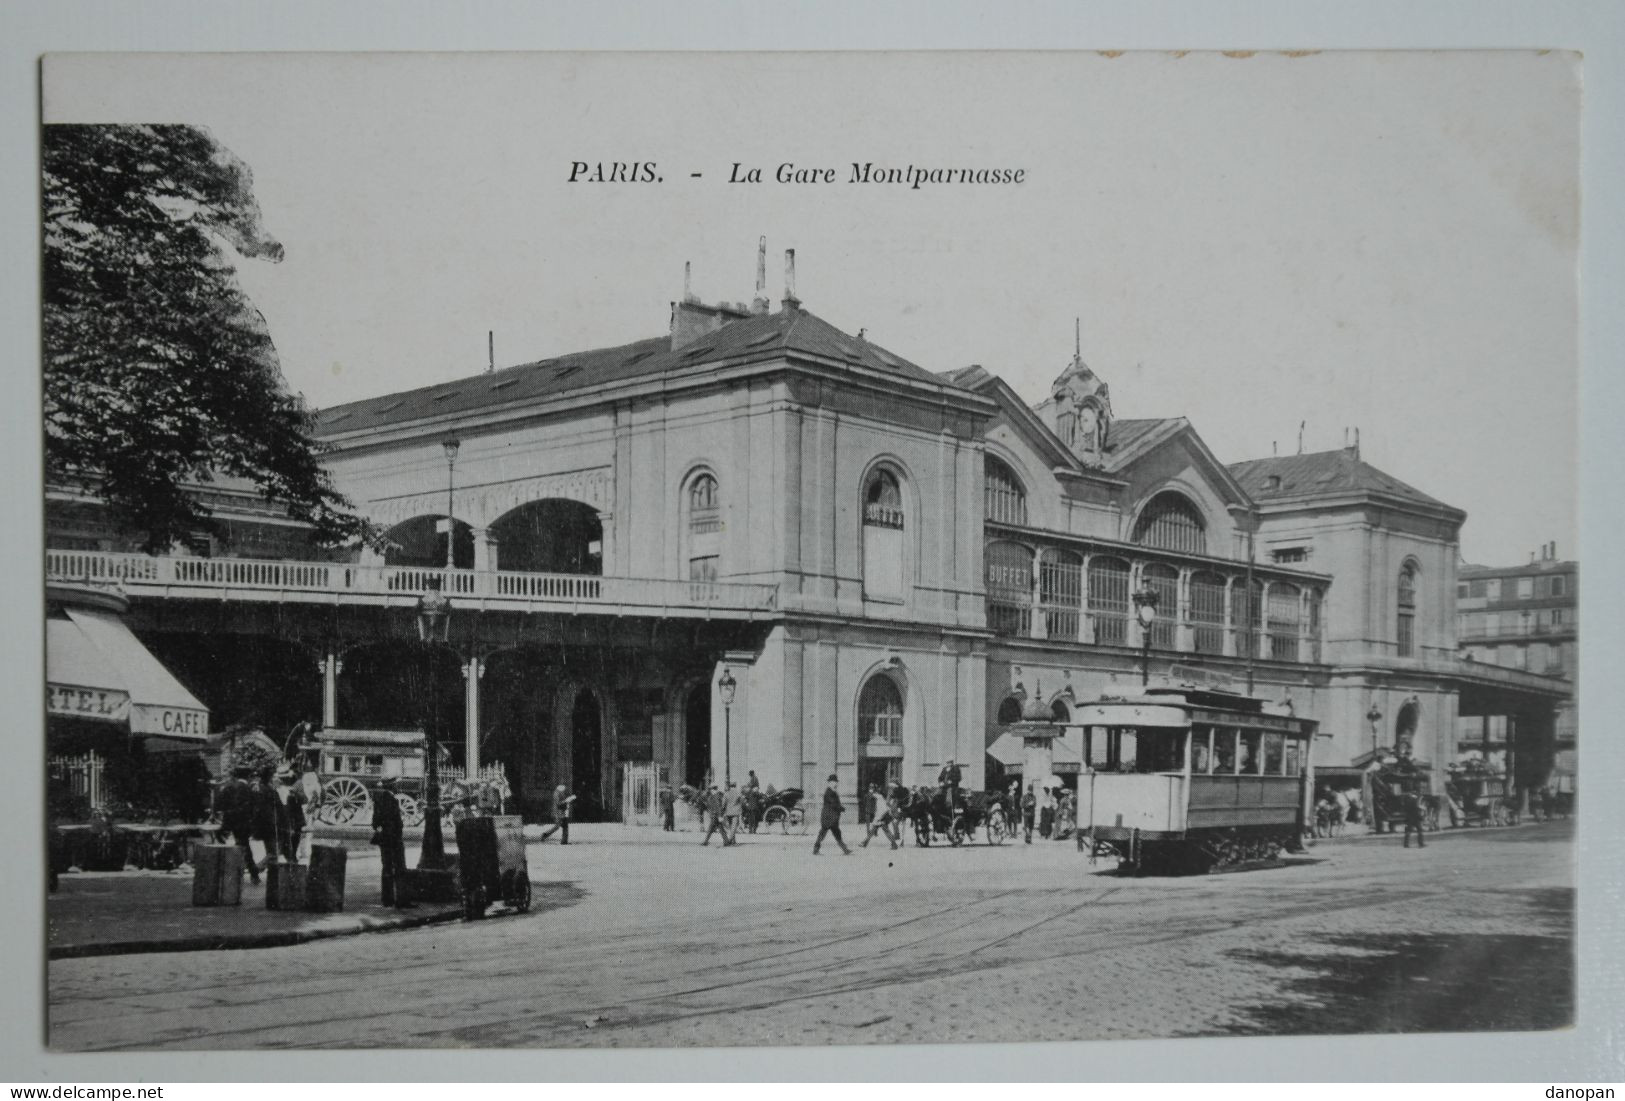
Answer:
top-left (43, 124), bottom-right (377, 553)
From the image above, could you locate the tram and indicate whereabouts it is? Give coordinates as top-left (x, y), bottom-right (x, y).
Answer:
top-left (1073, 687), bottom-right (1317, 874)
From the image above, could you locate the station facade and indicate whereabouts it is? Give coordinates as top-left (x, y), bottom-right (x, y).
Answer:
top-left (45, 249), bottom-right (1569, 818)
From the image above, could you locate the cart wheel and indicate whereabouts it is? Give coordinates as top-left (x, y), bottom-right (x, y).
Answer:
top-left (788, 807), bottom-right (808, 835)
top-left (463, 884), bottom-right (486, 921)
top-left (914, 819), bottom-right (931, 847)
top-left (513, 873), bottom-right (532, 913)
top-left (986, 810), bottom-right (1007, 846)
top-left (395, 793), bottom-right (423, 828)
top-left (948, 821), bottom-right (966, 847)
top-left (324, 777), bottom-right (371, 825)
top-left (763, 806), bottom-right (787, 833)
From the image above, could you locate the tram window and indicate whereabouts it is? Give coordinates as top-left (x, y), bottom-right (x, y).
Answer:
top-left (1117, 730), bottom-right (1138, 771)
top-left (1284, 739), bottom-right (1301, 777)
top-left (1262, 733), bottom-right (1284, 775)
top-left (1086, 726), bottom-right (1108, 768)
top-left (1213, 729), bottom-right (1237, 773)
top-left (1135, 730), bottom-right (1186, 773)
top-left (1238, 732), bottom-right (1261, 774)
top-left (365, 755), bottom-right (385, 775)
top-left (1191, 725), bottom-right (1212, 773)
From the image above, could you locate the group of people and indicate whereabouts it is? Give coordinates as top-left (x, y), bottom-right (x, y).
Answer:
top-left (212, 763), bottom-right (308, 886)
top-left (663, 769), bottom-right (767, 845)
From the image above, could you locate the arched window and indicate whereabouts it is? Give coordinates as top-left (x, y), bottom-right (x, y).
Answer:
top-left (1131, 492), bottom-right (1207, 555)
top-left (986, 540), bottom-right (1034, 637)
top-left (1397, 561), bottom-right (1419, 658)
top-left (996, 696), bottom-right (1023, 725)
top-left (1050, 698), bottom-right (1072, 723)
top-left (1040, 548), bottom-right (1083, 641)
top-left (1189, 570), bottom-right (1227, 654)
top-left (686, 472), bottom-right (721, 587)
top-left (1088, 556), bottom-right (1130, 645)
top-left (862, 468), bottom-right (906, 599)
top-left (984, 456), bottom-right (1028, 526)
top-left (1142, 563), bottom-right (1179, 650)
top-left (1267, 581), bottom-right (1302, 661)
top-left (858, 675), bottom-right (904, 746)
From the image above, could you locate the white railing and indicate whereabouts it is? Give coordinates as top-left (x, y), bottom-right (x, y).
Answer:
top-left (47, 550), bottom-right (778, 614)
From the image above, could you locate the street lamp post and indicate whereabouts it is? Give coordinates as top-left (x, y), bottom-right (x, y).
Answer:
top-left (717, 668), bottom-right (737, 788)
top-left (1366, 704), bottom-right (1383, 760)
top-left (1132, 586), bottom-right (1160, 687)
top-left (416, 582), bottom-right (452, 869)
top-left (442, 437), bottom-right (460, 570)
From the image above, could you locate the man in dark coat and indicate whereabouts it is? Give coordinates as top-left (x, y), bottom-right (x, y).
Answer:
top-left (813, 774), bottom-right (852, 855)
top-left (938, 758), bottom-right (963, 814)
top-left (659, 785), bottom-right (676, 832)
top-left (273, 764), bottom-right (307, 864)
top-left (371, 776), bottom-right (409, 908)
top-left (250, 770), bottom-right (281, 872)
top-left (215, 766), bottom-right (259, 885)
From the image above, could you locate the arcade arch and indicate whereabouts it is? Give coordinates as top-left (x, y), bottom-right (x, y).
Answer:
top-left (491, 499), bottom-right (604, 575)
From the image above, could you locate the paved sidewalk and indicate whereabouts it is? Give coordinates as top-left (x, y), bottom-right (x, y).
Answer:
top-left (47, 853), bottom-right (461, 959)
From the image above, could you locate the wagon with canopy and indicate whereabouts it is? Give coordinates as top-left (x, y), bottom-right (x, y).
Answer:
top-left (294, 727), bottom-right (509, 827)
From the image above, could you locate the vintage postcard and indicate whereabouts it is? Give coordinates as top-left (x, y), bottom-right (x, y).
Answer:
top-left (39, 50), bottom-right (1578, 1052)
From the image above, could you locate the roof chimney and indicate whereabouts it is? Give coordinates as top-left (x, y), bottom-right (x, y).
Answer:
top-left (1354, 426), bottom-right (1361, 459)
top-left (683, 261), bottom-right (698, 304)
top-left (487, 330), bottom-right (494, 374)
top-left (752, 236), bottom-right (770, 314)
top-left (782, 248), bottom-right (801, 311)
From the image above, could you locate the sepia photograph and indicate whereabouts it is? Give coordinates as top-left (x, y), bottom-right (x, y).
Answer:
top-left (34, 46), bottom-right (1586, 1058)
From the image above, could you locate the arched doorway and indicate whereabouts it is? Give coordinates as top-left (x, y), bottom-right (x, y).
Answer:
top-left (683, 682), bottom-right (711, 789)
top-left (384, 515), bottom-right (475, 569)
top-left (491, 499), bottom-right (603, 574)
top-left (1395, 699), bottom-right (1419, 754)
top-left (857, 673), bottom-right (905, 820)
top-left (569, 687), bottom-right (606, 820)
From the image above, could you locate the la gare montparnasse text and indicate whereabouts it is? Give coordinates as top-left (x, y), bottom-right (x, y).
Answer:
top-left (567, 162), bottom-right (1025, 189)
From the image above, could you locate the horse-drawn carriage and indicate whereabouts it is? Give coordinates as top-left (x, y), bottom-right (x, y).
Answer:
top-left (1443, 762), bottom-right (1517, 828)
top-left (1365, 759), bottom-right (1441, 834)
top-left (293, 727), bottom-right (510, 827)
top-left (906, 787), bottom-right (1012, 846)
top-left (759, 787), bottom-right (807, 833)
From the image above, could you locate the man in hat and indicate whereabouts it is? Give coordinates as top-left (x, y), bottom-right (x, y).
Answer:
top-left (860, 782), bottom-right (899, 850)
top-left (371, 776), bottom-right (409, 908)
top-left (540, 783), bottom-right (575, 844)
top-left (215, 765), bottom-right (260, 885)
top-left (701, 784), bottom-right (727, 845)
top-left (721, 781), bottom-right (744, 845)
top-left (813, 774), bottom-right (852, 855)
top-left (273, 763), bottom-right (307, 865)
top-left (937, 757), bottom-right (963, 816)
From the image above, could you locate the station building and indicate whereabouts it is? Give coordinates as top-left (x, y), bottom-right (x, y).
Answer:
top-left (44, 248), bottom-right (1569, 818)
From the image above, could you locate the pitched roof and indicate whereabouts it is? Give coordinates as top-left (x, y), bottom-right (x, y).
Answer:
top-left (1102, 417), bottom-right (1180, 465)
top-left (1228, 448), bottom-right (1454, 511)
top-left (315, 306), bottom-right (952, 436)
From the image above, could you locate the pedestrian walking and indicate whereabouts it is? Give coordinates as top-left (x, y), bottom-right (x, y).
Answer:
top-left (813, 774), bottom-right (852, 855)
top-left (215, 765), bottom-right (260, 885)
top-left (1402, 788), bottom-right (1427, 849)
top-left (540, 783), bottom-right (575, 844)
top-left (1021, 783), bottom-right (1037, 844)
top-left (371, 776), bottom-right (410, 908)
top-left (250, 769), bottom-right (280, 872)
top-left (859, 782), bottom-right (899, 850)
top-left (659, 785), bottom-right (676, 832)
top-left (722, 782), bottom-right (743, 845)
top-left (273, 764), bottom-right (307, 864)
top-left (701, 784), bottom-right (728, 845)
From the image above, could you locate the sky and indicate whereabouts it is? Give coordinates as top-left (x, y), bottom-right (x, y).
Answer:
top-left (42, 50), bottom-right (1579, 566)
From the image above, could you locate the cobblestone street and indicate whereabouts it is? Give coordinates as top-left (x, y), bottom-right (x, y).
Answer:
top-left (48, 820), bottom-right (1574, 1050)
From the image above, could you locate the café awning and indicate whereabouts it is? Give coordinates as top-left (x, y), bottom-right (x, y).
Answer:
top-left (985, 729), bottom-right (1086, 773)
top-left (47, 607), bottom-right (209, 739)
